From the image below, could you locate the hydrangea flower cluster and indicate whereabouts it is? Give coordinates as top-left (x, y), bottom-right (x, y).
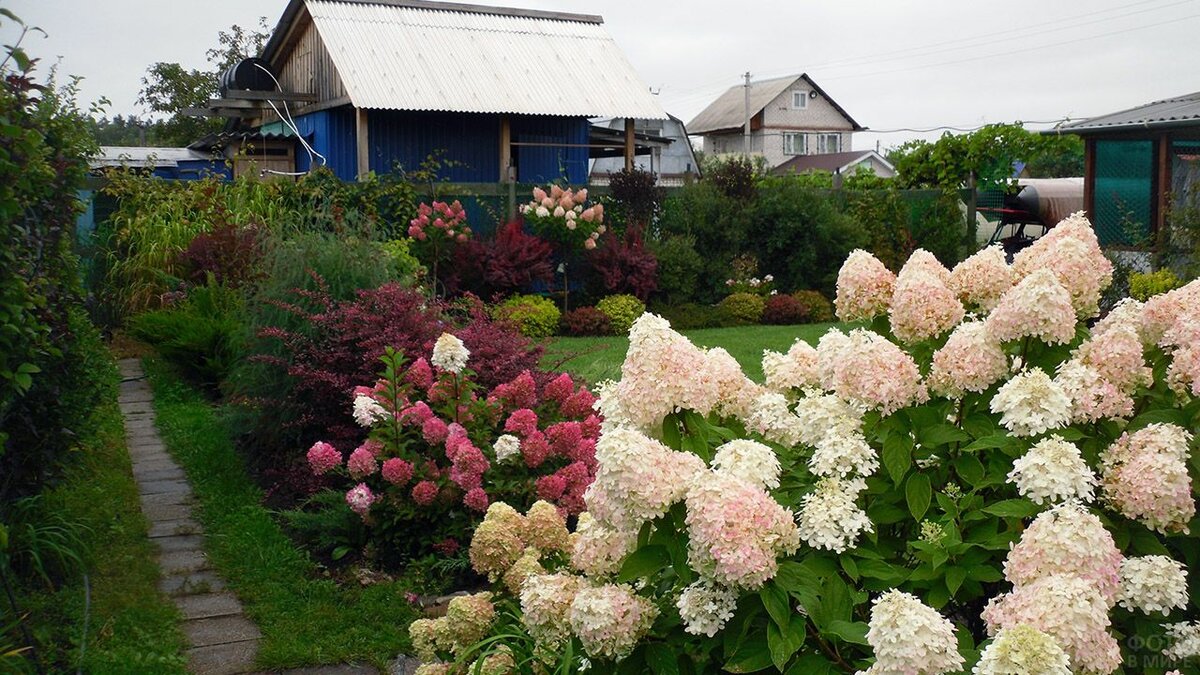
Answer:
top-left (407, 200), bottom-right (471, 243)
top-left (432, 214), bottom-right (1200, 673)
top-left (861, 590), bottom-right (964, 675)
top-left (888, 250), bottom-right (964, 343)
top-left (307, 340), bottom-right (599, 559)
top-left (1006, 435), bottom-right (1097, 504)
top-left (518, 184), bottom-right (605, 249)
top-left (1116, 555), bottom-right (1188, 616)
top-left (834, 249), bottom-right (896, 322)
top-left (1099, 423), bottom-right (1195, 534)
top-left (949, 244), bottom-right (1014, 312)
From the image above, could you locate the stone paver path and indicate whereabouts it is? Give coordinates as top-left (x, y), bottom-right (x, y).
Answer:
top-left (119, 359), bottom-right (263, 675)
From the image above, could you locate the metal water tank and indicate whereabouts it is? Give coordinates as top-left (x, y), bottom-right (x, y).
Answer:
top-left (218, 57), bottom-right (276, 95)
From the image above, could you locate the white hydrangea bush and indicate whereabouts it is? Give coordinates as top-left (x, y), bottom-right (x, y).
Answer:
top-left (414, 213), bottom-right (1200, 675)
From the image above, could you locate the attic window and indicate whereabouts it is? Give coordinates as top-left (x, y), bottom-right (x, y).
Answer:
top-left (792, 91), bottom-right (808, 109)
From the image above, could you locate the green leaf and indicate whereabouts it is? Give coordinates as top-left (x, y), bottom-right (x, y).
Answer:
top-left (617, 545), bottom-right (670, 582)
top-left (645, 643), bottom-right (679, 675)
top-left (809, 575), bottom-right (853, 631)
top-left (331, 545), bottom-right (350, 561)
top-left (920, 423), bottom-right (970, 448)
top-left (953, 454), bottom-right (986, 486)
top-left (785, 653), bottom-right (838, 675)
top-left (945, 566), bottom-right (967, 596)
top-left (906, 473), bottom-right (932, 521)
top-left (724, 632), bottom-right (774, 673)
top-left (826, 619), bottom-right (870, 645)
top-left (982, 499), bottom-right (1040, 519)
top-left (760, 583), bottom-right (790, 630)
top-left (840, 556), bottom-right (859, 581)
top-left (961, 434), bottom-right (1012, 452)
top-left (966, 565), bottom-right (1004, 582)
top-left (882, 433), bottom-right (912, 486)
top-left (767, 619), bottom-right (804, 671)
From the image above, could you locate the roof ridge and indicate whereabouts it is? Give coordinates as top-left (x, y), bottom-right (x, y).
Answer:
top-left (314, 0), bottom-right (604, 24)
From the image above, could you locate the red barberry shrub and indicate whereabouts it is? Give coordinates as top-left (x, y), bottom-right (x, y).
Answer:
top-left (561, 306), bottom-right (611, 336)
top-left (762, 293), bottom-right (809, 325)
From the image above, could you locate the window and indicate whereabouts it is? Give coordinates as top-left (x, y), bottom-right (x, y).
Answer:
top-left (783, 132), bottom-right (807, 156)
top-left (792, 91), bottom-right (808, 109)
top-left (812, 133), bottom-right (841, 154)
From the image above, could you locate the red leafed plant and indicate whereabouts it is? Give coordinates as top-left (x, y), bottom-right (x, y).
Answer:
top-left (451, 220), bottom-right (555, 298)
top-left (587, 233), bottom-right (658, 301)
top-left (561, 306), bottom-right (611, 336)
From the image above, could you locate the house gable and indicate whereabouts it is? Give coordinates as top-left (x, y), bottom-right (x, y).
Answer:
top-left (762, 76), bottom-right (856, 131)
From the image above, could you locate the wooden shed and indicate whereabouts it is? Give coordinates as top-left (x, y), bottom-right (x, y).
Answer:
top-left (1055, 91), bottom-right (1200, 248)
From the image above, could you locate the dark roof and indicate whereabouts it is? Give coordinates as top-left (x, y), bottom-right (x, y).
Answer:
top-left (771, 150), bottom-right (887, 175)
top-left (188, 130), bottom-right (299, 151)
top-left (687, 73), bottom-right (864, 135)
top-left (1055, 91), bottom-right (1200, 135)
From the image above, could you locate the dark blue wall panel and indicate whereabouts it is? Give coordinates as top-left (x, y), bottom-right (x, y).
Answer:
top-left (291, 106), bottom-right (359, 180)
top-left (512, 115), bottom-right (589, 184)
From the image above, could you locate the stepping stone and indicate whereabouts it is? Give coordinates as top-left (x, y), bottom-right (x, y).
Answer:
top-left (389, 655), bottom-right (420, 675)
top-left (142, 501), bottom-right (193, 522)
top-left (182, 615), bottom-right (262, 648)
top-left (119, 393), bottom-right (155, 405)
top-left (174, 592), bottom-right (244, 621)
top-left (137, 479), bottom-right (191, 496)
top-left (187, 639), bottom-right (259, 675)
top-left (154, 534), bottom-right (205, 554)
top-left (133, 466), bottom-right (187, 482)
top-left (140, 491), bottom-right (194, 508)
top-left (159, 549), bottom-right (209, 575)
top-left (121, 402), bottom-right (156, 415)
top-left (160, 570), bottom-right (226, 596)
top-left (148, 519), bottom-right (203, 538)
top-left (269, 665), bottom-right (380, 674)
top-left (131, 459), bottom-right (181, 476)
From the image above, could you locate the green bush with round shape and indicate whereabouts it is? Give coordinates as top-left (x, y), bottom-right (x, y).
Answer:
top-left (792, 289), bottom-right (834, 323)
top-left (494, 294), bottom-right (561, 340)
top-left (718, 292), bottom-right (765, 325)
top-left (1129, 268), bottom-right (1181, 301)
top-left (596, 294), bottom-right (646, 335)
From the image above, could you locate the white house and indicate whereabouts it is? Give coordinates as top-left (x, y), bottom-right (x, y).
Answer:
top-left (771, 149), bottom-right (895, 179)
top-left (589, 114), bottom-right (700, 186)
top-left (687, 73), bottom-right (863, 169)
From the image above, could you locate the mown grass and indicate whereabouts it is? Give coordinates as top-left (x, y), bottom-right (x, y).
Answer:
top-left (143, 358), bottom-right (419, 670)
top-left (542, 322), bottom-right (839, 384)
top-left (18, 358), bottom-right (187, 673)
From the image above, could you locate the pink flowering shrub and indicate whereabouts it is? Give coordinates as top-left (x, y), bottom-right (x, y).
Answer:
top-left (518, 184), bottom-right (606, 250)
top-left (407, 200), bottom-right (472, 295)
top-left (416, 213), bottom-right (1200, 675)
top-left (306, 340), bottom-right (599, 565)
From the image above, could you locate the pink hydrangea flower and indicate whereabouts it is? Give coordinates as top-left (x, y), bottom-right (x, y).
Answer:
top-left (984, 268), bottom-right (1077, 345)
top-left (543, 372), bottom-right (575, 403)
top-left (561, 388), bottom-right (598, 418)
top-left (463, 487), bottom-right (490, 512)
top-left (381, 457), bottom-right (414, 486)
top-left (404, 357), bottom-right (434, 390)
top-left (888, 266), bottom-right (964, 343)
top-left (684, 471), bottom-right (800, 590)
top-left (1100, 423), bottom-right (1195, 534)
top-left (307, 441), bottom-right (342, 475)
top-left (421, 416), bottom-right (449, 444)
top-left (536, 473), bottom-right (568, 500)
top-left (520, 431), bottom-right (552, 468)
top-left (504, 408), bottom-right (539, 437)
top-left (346, 446), bottom-right (378, 480)
top-left (411, 480), bottom-right (439, 506)
top-left (834, 249), bottom-right (896, 322)
top-left (399, 401), bottom-right (434, 426)
top-left (345, 483), bottom-right (375, 518)
top-left (949, 245), bottom-right (1014, 311)
top-left (928, 321), bottom-right (1008, 398)
top-left (815, 328), bottom-right (925, 415)
top-left (1002, 501), bottom-right (1123, 602)
top-left (1012, 212), bottom-right (1113, 318)
top-left (491, 371), bottom-right (539, 410)
top-left (546, 421), bottom-right (583, 457)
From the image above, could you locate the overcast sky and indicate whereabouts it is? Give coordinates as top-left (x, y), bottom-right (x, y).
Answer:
top-left (6, 0), bottom-right (1200, 151)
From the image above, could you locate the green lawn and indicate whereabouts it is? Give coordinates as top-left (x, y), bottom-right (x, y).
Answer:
top-left (18, 356), bottom-right (188, 673)
top-left (542, 322), bottom-right (840, 384)
top-left (144, 359), bottom-right (419, 670)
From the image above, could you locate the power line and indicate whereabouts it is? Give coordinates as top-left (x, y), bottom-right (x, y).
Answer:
top-left (821, 11), bottom-right (1200, 82)
top-left (801, 0), bottom-right (1187, 73)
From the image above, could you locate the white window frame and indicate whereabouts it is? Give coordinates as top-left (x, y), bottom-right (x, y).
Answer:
top-left (812, 133), bottom-right (841, 154)
top-left (783, 132), bottom-right (807, 156)
top-left (792, 91), bottom-right (808, 109)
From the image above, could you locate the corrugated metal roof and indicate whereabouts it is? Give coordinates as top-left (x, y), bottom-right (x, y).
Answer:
top-left (91, 146), bottom-right (213, 168)
top-left (304, 0), bottom-right (666, 119)
top-left (771, 149), bottom-right (893, 176)
top-left (1057, 91), bottom-right (1200, 134)
top-left (686, 73), bottom-right (863, 134)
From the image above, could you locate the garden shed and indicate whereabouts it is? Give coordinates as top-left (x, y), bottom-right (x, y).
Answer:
top-left (1055, 90), bottom-right (1200, 247)
top-left (235, 0), bottom-right (666, 183)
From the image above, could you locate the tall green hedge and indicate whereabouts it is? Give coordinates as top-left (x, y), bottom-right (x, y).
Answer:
top-left (0, 50), bottom-right (104, 502)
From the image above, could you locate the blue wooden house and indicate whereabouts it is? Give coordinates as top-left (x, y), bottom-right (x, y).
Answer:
top-left (218, 0), bottom-right (666, 184)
